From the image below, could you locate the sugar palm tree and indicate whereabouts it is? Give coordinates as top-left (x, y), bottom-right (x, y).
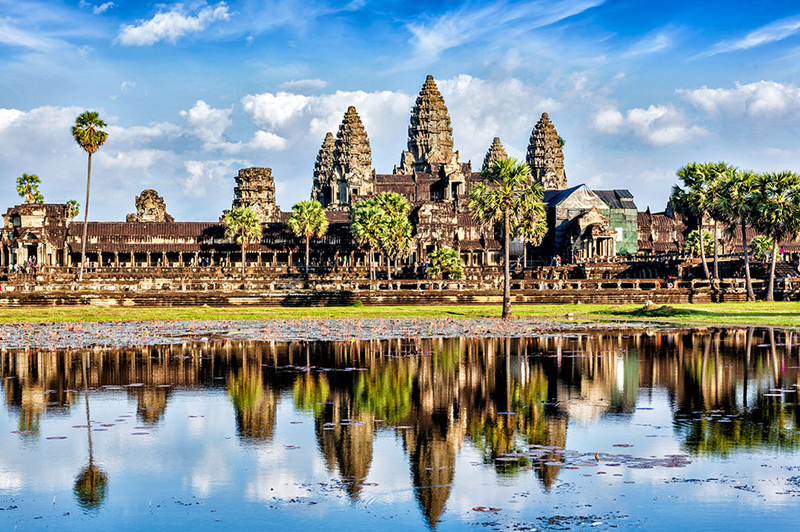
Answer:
top-left (511, 182), bottom-right (547, 268)
top-left (351, 199), bottom-right (386, 281)
top-left (72, 111), bottom-right (108, 282)
top-left (427, 247), bottom-right (463, 280)
top-left (224, 207), bottom-right (262, 281)
top-left (288, 200), bottom-right (328, 275)
top-left (750, 235), bottom-right (774, 260)
top-left (704, 162), bottom-right (733, 279)
top-left (716, 169), bottom-right (757, 301)
top-left (686, 229), bottom-right (714, 257)
top-left (469, 157), bottom-right (542, 318)
top-left (66, 200), bottom-right (80, 224)
top-left (374, 192), bottom-right (412, 279)
top-left (752, 171), bottom-right (800, 301)
top-left (16, 173), bottom-right (44, 203)
top-left (671, 163), bottom-right (712, 279)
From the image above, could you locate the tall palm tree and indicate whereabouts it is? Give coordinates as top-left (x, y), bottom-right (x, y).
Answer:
top-left (752, 171), bottom-right (800, 301)
top-left (224, 207), bottom-right (262, 281)
top-left (704, 162), bottom-right (733, 280)
top-left (72, 111), bottom-right (108, 282)
top-left (716, 169), bottom-right (757, 301)
top-left (351, 199), bottom-right (386, 281)
top-left (374, 192), bottom-right (412, 279)
top-left (16, 173), bottom-right (43, 203)
top-left (469, 157), bottom-right (543, 318)
top-left (671, 163), bottom-right (712, 279)
top-left (288, 200), bottom-right (329, 275)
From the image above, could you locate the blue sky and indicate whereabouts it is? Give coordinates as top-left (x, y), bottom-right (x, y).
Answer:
top-left (2, 0), bottom-right (800, 221)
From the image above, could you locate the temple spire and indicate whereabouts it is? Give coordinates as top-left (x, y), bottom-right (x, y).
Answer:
top-left (331, 106), bottom-right (373, 208)
top-left (398, 75), bottom-right (460, 174)
top-left (311, 132), bottom-right (335, 206)
top-left (526, 113), bottom-right (567, 191)
top-left (481, 137), bottom-right (508, 171)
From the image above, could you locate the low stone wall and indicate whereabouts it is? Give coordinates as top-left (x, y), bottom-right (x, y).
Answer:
top-left (0, 286), bottom-right (749, 308)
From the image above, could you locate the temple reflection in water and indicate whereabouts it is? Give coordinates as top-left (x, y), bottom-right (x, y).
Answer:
top-left (2, 329), bottom-right (799, 527)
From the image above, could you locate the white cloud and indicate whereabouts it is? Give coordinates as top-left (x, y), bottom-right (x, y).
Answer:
top-left (180, 100), bottom-right (233, 147)
top-left (679, 80), bottom-right (800, 118)
top-left (405, 0), bottom-right (606, 63)
top-left (93, 2), bottom-right (115, 15)
top-left (117, 2), bottom-right (231, 46)
top-left (709, 15), bottom-right (800, 55)
top-left (623, 31), bottom-right (672, 57)
top-left (182, 159), bottom-right (245, 198)
top-left (241, 92), bottom-right (311, 129)
top-left (279, 79), bottom-right (328, 92)
top-left (591, 104), bottom-right (706, 145)
top-left (437, 74), bottom-right (558, 159)
top-left (0, 18), bottom-right (65, 51)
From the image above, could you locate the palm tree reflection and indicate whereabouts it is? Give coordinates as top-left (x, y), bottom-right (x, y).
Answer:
top-left (74, 352), bottom-right (108, 512)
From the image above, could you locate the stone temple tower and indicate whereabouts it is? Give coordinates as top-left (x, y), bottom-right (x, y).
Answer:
top-left (482, 137), bottom-right (508, 171)
top-left (311, 132), bottom-right (335, 207)
top-left (397, 75), bottom-right (461, 176)
top-left (526, 113), bottom-right (567, 191)
top-left (330, 106), bottom-right (374, 209)
top-left (230, 167), bottom-right (281, 223)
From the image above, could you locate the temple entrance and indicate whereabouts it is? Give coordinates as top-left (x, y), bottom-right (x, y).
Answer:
top-left (571, 207), bottom-right (616, 260)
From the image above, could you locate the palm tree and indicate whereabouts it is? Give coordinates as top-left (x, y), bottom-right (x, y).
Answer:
top-left (750, 235), bottom-right (774, 260)
top-left (671, 163), bottom-right (712, 279)
top-left (511, 183), bottom-right (547, 268)
top-left (752, 171), bottom-right (800, 301)
top-left (66, 200), bottom-right (80, 224)
top-left (716, 169), bottom-right (757, 301)
top-left (686, 229), bottom-right (714, 257)
top-left (16, 173), bottom-right (43, 203)
top-left (469, 157), bottom-right (543, 318)
top-left (224, 207), bottom-right (262, 281)
top-left (72, 111), bottom-right (108, 282)
top-left (704, 162), bottom-right (733, 280)
top-left (288, 200), bottom-right (328, 275)
top-left (351, 199), bottom-right (386, 281)
top-left (427, 247), bottom-right (463, 280)
top-left (374, 192), bottom-right (413, 279)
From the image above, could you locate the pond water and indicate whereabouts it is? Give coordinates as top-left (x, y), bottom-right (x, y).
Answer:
top-left (1, 327), bottom-right (799, 530)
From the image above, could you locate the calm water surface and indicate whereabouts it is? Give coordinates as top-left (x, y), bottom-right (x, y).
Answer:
top-left (1, 328), bottom-right (799, 530)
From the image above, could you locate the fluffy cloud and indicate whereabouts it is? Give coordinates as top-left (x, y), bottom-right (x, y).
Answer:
top-left (117, 2), bottom-right (231, 46)
top-left (241, 92), bottom-right (311, 129)
top-left (182, 159), bottom-right (246, 198)
top-left (180, 100), bottom-right (233, 147)
top-left (679, 81), bottom-right (800, 118)
top-left (591, 104), bottom-right (706, 145)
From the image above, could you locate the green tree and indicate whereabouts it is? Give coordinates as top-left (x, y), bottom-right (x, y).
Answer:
top-left (66, 200), bottom-right (80, 223)
top-left (374, 192), bottom-right (413, 279)
top-left (752, 171), bottom-right (800, 301)
top-left (16, 173), bottom-right (43, 203)
top-left (716, 169), bottom-right (758, 301)
top-left (510, 183), bottom-right (547, 268)
top-left (72, 111), bottom-right (108, 282)
top-left (469, 158), bottom-right (544, 318)
top-left (686, 229), bottom-right (714, 257)
top-left (351, 199), bottom-right (386, 281)
top-left (703, 162), bottom-right (734, 279)
top-left (224, 207), bottom-right (262, 281)
top-left (671, 162), bottom-right (713, 279)
top-left (288, 200), bottom-right (328, 275)
top-left (750, 235), bottom-right (774, 260)
top-left (427, 247), bottom-right (464, 280)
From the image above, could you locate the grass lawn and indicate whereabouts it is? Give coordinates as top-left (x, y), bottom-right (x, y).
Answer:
top-left (0, 301), bottom-right (799, 327)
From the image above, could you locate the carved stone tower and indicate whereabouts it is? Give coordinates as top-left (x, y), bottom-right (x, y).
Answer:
top-left (311, 132), bottom-right (335, 207)
top-left (126, 189), bottom-right (174, 222)
top-left (397, 75), bottom-right (461, 175)
top-left (526, 113), bottom-right (567, 191)
top-left (482, 137), bottom-right (508, 171)
top-left (331, 106), bottom-right (374, 209)
top-left (230, 167), bottom-right (281, 223)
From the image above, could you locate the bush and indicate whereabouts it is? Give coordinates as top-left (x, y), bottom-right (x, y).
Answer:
top-left (427, 247), bottom-right (464, 280)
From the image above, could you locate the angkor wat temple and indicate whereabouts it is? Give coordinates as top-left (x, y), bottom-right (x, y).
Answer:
top-left (0, 75), bottom-right (789, 286)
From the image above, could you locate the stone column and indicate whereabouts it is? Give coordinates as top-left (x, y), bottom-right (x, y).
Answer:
top-left (178, 252), bottom-right (183, 267)
top-left (194, 252), bottom-right (199, 267)
top-left (146, 252), bottom-right (151, 267)
top-left (114, 252), bottom-right (119, 267)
